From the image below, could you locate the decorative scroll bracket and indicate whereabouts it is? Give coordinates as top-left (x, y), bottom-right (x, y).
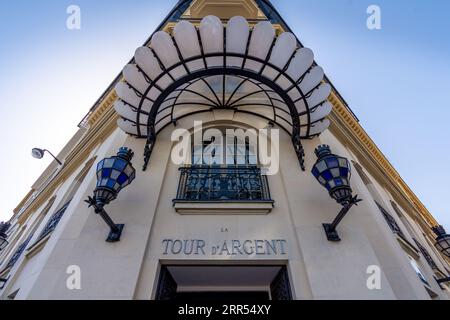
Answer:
top-left (292, 133), bottom-right (306, 171)
top-left (143, 122), bottom-right (156, 171)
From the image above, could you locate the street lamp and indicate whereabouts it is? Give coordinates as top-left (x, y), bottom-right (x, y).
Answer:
top-left (0, 222), bottom-right (10, 251)
top-left (31, 148), bottom-right (62, 165)
top-left (85, 147), bottom-right (136, 242)
top-left (311, 145), bottom-right (362, 241)
top-left (432, 225), bottom-right (450, 258)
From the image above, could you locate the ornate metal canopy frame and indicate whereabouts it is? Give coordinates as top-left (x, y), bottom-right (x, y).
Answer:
top-left (114, 1), bottom-right (332, 171)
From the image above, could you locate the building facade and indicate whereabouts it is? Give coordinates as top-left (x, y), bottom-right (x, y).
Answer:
top-left (1, 0), bottom-right (450, 300)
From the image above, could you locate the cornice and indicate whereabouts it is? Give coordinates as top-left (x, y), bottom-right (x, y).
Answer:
top-left (86, 91), bottom-right (118, 128)
top-left (328, 91), bottom-right (438, 231)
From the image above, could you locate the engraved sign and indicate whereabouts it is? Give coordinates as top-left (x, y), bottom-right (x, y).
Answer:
top-left (162, 239), bottom-right (287, 256)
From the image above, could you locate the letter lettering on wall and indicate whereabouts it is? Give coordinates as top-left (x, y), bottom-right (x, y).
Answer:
top-left (160, 239), bottom-right (287, 256)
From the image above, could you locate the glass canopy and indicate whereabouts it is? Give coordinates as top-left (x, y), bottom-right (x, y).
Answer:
top-left (113, 15), bottom-right (332, 170)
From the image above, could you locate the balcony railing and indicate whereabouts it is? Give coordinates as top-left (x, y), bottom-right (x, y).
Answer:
top-left (174, 166), bottom-right (272, 202)
top-left (376, 202), bottom-right (406, 239)
top-left (37, 201), bottom-right (71, 241)
top-left (2, 234), bottom-right (32, 272)
top-left (413, 239), bottom-right (438, 271)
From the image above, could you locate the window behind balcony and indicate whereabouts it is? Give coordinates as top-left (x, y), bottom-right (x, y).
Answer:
top-left (192, 127), bottom-right (257, 166)
top-left (175, 127), bottom-right (272, 203)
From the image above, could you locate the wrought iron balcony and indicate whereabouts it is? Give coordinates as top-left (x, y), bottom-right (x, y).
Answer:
top-left (174, 166), bottom-right (273, 203)
top-left (376, 202), bottom-right (406, 239)
top-left (2, 234), bottom-right (32, 272)
top-left (413, 239), bottom-right (439, 271)
top-left (37, 201), bottom-right (71, 241)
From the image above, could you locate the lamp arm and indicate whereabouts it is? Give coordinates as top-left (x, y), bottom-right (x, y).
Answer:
top-left (323, 195), bottom-right (362, 242)
top-left (329, 195), bottom-right (362, 232)
top-left (97, 208), bottom-right (121, 234)
top-left (43, 149), bottom-right (62, 165)
top-left (85, 196), bottom-right (124, 242)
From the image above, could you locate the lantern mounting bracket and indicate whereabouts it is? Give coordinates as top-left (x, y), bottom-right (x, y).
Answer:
top-left (85, 196), bottom-right (124, 243)
top-left (292, 133), bottom-right (305, 171)
top-left (323, 195), bottom-right (362, 242)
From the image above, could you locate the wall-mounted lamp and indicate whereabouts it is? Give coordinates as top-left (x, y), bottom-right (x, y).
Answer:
top-left (311, 145), bottom-right (362, 241)
top-left (31, 148), bottom-right (62, 165)
top-left (85, 147), bottom-right (136, 242)
top-left (432, 225), bottom-right (450, 258)
top-left (0, 222), bottom-right (10, 251)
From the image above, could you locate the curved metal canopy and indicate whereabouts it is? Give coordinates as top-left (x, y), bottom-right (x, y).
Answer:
top-left (114, 15), bottom-right (332, 170)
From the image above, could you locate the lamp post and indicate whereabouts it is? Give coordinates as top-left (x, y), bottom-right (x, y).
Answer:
top-left (432, 225), bottom-right (450, 258)
top-left (0, 222), bottom-right (10, 251)
top-left (311, 145), bottom-right (362, 241)
top-left (31, 148), bottom-right (62, 165)
top-left (85, 147), bottom-right (136, 242)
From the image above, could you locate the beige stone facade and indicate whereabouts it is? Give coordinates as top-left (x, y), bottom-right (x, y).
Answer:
top-left (1, 0), bottom-right (449, 300)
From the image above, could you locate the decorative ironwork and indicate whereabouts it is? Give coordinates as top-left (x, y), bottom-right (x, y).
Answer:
top-left (270, 266), bottom-right (292, 300)
top-left (143, 123), bottom-right (156, 171)
top-left (2, 234), bottom-right (33, 271)
top-left (436, 276), bottom-right (450, 286)
top-left (292, 133), bottom-right (305, 171)
top-left (322, 195), bottom-right (362, 242)
top-left (37, 202), bottom-right (70, 241)
top-left (0, 222), bottom-right (11, 235)
top-left (376, 202), bottom-right (406, 239)
top-left (0, 222), bottom-right (10, 251)
top-left (413, 239), bottom-right (438, 271)
top-left (115, 7), bottom-right (334, 172)
top-left (135, 66), bottom-right (311, 172)
top-left (174, 166), bottom-right (273, 202)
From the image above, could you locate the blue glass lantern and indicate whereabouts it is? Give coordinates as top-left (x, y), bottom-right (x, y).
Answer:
top-left (94, 147), bottom-right (136, 208)
top-left (86, 147), bottom-right (136, 242)
top-left (311, 145), bottom-right (361, 241)
top-left (311, 145), bottom-right (352, 205)
top-left (433, 225), bottom-right (450, 258)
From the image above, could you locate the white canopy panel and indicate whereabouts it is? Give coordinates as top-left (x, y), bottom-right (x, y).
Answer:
top-left (114, 15), bottom-right (332, 139)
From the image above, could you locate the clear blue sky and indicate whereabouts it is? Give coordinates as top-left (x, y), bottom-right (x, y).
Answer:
top-left (0, 0), bottom-right (449, 232)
